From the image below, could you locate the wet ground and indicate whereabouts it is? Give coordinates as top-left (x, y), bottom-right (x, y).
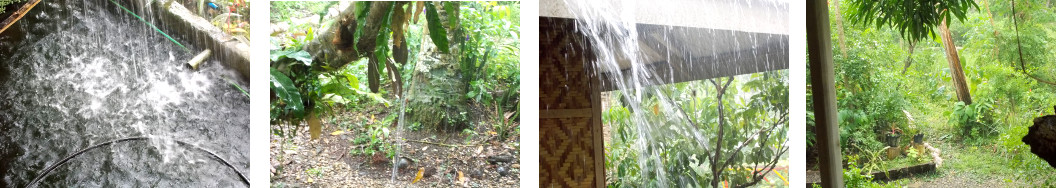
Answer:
top-left (0, 0), bottom-right (249, 187)
top-left (270, 104), bottom-right (520, 187)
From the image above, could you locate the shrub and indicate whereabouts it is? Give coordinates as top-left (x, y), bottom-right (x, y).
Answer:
top-left (948, 100), bottom-right (997, 143)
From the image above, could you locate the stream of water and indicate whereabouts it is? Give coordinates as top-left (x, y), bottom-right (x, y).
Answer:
top-left (0, 0), bottom-right (249, 187)
top-left (561, 0), bottom-right (787, 187)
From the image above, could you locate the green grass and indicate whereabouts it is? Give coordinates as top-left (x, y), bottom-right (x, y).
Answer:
top-left (883, 155), bottom-right (930, 170)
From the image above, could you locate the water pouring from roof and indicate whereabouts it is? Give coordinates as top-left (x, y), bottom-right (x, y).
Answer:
top-left (545, 0), bottom-right (789, 186)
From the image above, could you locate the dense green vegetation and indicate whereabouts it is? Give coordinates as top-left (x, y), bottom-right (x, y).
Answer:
top-left (270, 1), bottom-right (519, 158)
top-left (0, 0), bottom-right (28, 14)
top-left (604, 71), bottom-right (789, 187)
top-left (808, 0), bottom-right (1056, 186)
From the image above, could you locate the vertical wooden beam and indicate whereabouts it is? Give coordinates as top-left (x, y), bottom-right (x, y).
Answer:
top-left (806, 0), bottom-right (844, 187)
top-left (589, 60), bottom-right (606, 186)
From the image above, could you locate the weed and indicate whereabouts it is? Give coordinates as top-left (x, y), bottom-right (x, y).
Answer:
top-left (306, 167), bottom-right (324, 178)
top-left (462, 128), bottom-right (477, 144)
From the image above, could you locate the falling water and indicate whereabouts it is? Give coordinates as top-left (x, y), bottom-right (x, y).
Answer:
top-left (561, 0), bottom-right (788, 187)
top-left (0, 0), bottom-right (249, 187)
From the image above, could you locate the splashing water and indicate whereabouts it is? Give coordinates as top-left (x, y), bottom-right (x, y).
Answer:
top-left (563, 1), bottom-right (696, 185)
top-left (560, 0), bottom-right (788, 187)
top-left (0, 0), bottom-right (248, 187)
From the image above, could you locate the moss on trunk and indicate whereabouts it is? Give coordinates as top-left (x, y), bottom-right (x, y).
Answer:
top-left (407, 2), bottom-right (466, 131)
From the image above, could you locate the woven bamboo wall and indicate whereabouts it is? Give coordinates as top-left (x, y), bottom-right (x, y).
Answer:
top-left (539, 17), bottom-right (605, 187)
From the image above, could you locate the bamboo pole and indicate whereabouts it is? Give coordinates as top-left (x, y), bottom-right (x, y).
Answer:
top-left (186, 50), bottom-right (212, 69)
top-left (0, 0), bottom-right (41, 34)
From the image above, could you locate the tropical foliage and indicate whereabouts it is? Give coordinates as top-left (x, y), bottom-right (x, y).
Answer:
top-left (844, 0), bottom-right (978, 43)
top-left (270, 1), bottom-right (519, 156)
top-left (605, 70), bottom-right (789, 187)
top-left (808, 0), bottom-right (1056, 185)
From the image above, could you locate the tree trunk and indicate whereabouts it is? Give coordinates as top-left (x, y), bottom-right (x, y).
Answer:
top-left (938, 19), bottom-right (973, 105)
top-left (1023, 112), bottom-right (1056, 168)
top-left (303, 3), bottom-right (391, 69)
top-left (901, 42), bottom-right (915, 74)
top-left (407, 2), bottom-right (468, 131)
top-left (709, 78), bottom-right (732, 188)
top-left (834, 0), bottom-right (846, 56)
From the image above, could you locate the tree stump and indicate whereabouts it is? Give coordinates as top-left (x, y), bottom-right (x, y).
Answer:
top-left (1022, 107), bottom-right (1056, 168)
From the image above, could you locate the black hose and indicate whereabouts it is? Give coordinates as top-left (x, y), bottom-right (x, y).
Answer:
top-left (26, 137), bottom-right (249, 187)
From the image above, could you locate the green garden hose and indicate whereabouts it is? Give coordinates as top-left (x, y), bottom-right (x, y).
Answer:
top-left (108, 0), bottom-right (191, 52)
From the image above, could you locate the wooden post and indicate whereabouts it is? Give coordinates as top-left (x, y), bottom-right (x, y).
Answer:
top-left (807, 0), bottom-right (844, 187)
top-left (539, 17), bottom-right (605, 187)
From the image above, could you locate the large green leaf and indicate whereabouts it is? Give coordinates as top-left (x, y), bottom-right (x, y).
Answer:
top-left (354, 1), bottom-right (372, 50)
top-left (425, 2), bottom-right (450, 53)
top-left (344, 72), bottom-right (360, 90)
top-left (271, 67), bottom-right (305, 118)
top-left (375, 2), bottom-right (394, 63)
top-left (366, 2), bottom-right (395, 93)
top-left (443, 2), bottom-right (457, 29)
top-left (319, 81), bottom-right (356, 97)
top-left (270, 50), bottom-right (313, 65)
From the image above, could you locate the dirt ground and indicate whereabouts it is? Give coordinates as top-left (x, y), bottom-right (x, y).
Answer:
top-left (270, 103), bottom-right (520, 187)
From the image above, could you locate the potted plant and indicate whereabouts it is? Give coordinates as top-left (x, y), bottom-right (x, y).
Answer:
top-left (885, 125), bottom-right (902, 147)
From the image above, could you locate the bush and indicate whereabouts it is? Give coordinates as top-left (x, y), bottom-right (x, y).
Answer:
top-left (948, 100), bottom-right (996, 143)
top-left (813, 155), bottom-right (899, 188)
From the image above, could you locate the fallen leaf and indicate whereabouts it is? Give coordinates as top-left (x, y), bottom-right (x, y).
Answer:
top-left (504, 112), bottom-right (515, 120)
top-left (330, 130), bottom-right (345, 136)
top-left (457, 170), bottom-right (466, 184)
top-left (475, 146), bottom-right (484, 156)
top-left (412, 167), bottom-right (424, 184)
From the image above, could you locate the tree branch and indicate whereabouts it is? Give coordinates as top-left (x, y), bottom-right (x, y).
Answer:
top-left (408, 139), bottom-right (478, 147)
top-left (355, 2), bottom-right (394, 59)
top-left (303, 2), bottom-right (393, 70)
top-left (719, 113), bottom-right (788, 173)
top-left (1011, 0), bottom-right (1056, 86)
top-left (666, 77), bottom-right (787, 187)
top-left (733, 146), bottom-right (788, 188)
top-left (901, 42), bottom-right (916, 74)
top-left (709, 77), bottom-right (734, 188)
